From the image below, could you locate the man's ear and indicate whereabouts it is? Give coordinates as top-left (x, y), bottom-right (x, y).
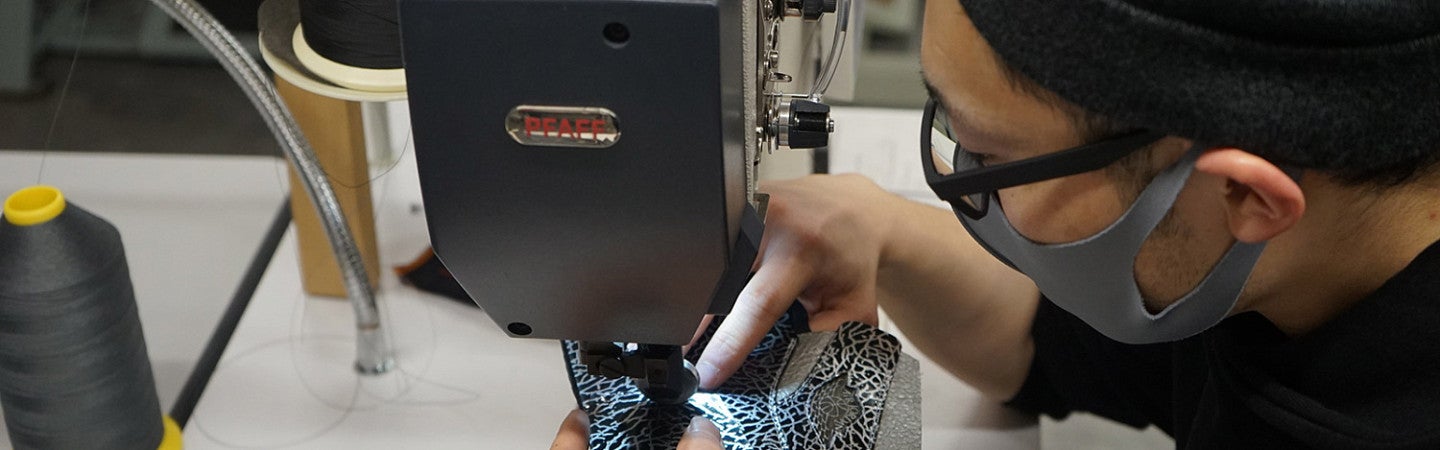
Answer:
top-left (1194, 148), bottom-right (1306, 243)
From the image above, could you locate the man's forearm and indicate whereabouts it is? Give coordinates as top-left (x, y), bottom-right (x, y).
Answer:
top-left (875, 199), bottom-right (1039, 400)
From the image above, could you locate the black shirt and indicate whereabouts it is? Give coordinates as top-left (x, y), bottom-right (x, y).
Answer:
top-left (1006, 241), bottom-right (1440, 449)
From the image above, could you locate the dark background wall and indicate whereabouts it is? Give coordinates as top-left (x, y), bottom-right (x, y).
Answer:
top-left (0, 0), bottom-right (273, 156)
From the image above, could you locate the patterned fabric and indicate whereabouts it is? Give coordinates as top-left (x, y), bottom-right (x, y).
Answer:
top-left (563, 305), bottom-right (918, 449)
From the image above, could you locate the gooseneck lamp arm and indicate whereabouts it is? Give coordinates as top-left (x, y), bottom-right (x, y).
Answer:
top-left (146, 0), bottom-right (394, 375)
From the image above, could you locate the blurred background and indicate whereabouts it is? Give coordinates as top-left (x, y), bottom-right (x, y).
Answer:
top-left (0, 0), bottom-right (926, 156)
top-left (0, 0), bottom-right (273, 155)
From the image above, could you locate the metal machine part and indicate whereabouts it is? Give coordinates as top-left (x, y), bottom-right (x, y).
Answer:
top-left (580, 343), bottom-right (700, 405)
top-left (772, 99), bottom-right (835, 148)
top-left (776, 0), bottom-right (838, 21)
top-left (756, 0), bottom-right (849, 156)
top-left (400, 0), bottom-right (843, 402)
top-left (159, 0), bottom-right (393, 375)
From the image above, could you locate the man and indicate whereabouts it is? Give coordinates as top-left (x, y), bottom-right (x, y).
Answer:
top-left (557, 0), bottom-right (1440, 447)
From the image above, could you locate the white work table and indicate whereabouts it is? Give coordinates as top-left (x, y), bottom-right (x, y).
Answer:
top-left (0, 151), bottom-right (291, 408)
top-left (0, 151), bottom-right (290, 443)
top-left (0, 106), bottom-right (1043, 448)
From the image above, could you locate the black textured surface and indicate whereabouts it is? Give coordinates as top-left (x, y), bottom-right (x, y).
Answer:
top-left (0, 201), bottom-right (164, 450)
top-left (959, 0), bottom-right (1440, 182)
top-left (565, 304), bottom-right (919, 449)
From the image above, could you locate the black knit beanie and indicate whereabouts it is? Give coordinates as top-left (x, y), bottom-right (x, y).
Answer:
top-left (958, 0), bottom-right (1440, 182)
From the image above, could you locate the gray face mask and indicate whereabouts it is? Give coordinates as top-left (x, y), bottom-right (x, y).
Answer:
top-left (956, 145), bottom-right (1266, 344)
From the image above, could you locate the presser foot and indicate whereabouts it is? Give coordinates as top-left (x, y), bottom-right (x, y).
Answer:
top-left (581, 342), bottom-right (699, 405)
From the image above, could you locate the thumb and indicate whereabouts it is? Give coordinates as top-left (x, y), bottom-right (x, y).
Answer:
top-left (549, 409), bottom-right (590, 450)
top-left (678, 416), bottom-right (724, 450)
top-left (806, 281), bottom-right (879, 332)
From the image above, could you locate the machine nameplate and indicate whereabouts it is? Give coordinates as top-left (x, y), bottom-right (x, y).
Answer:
top-left (505, 105), bottom-right (621, 148)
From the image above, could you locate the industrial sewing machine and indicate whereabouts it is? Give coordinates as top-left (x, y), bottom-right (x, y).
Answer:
top-left (399, 0), bottom-right (846, 403)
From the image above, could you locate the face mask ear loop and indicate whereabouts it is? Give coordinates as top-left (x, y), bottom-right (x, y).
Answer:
top-left (1144, 162), bottom-right (1302, 318)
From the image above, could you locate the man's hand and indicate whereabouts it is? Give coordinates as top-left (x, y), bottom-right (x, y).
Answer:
top-left (693, 173), bottom-right (1039, 400)
top-left (695, 174), bottom-right (901, 389)
top-left (549, 409), bottom-right (724, 449)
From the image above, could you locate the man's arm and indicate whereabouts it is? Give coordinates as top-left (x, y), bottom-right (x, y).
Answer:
top-left (876, 198), bottom-right (1040, 400)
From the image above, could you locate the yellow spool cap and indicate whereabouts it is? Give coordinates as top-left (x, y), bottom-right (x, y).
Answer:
top-left (157, 415), bottom-right (183, 450)
top-left (3, 185), bottom-right (67, 226)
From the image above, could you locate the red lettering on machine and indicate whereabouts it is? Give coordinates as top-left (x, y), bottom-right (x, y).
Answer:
top-left (522, 117), bottom-right (608, 140)
top-left (507, 106), bottom-right (620, 148)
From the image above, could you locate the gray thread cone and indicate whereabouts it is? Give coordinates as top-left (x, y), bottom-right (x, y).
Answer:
top-left (0, 187), bottom-right (165, 450)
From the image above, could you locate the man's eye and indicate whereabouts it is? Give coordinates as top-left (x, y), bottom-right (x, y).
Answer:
top-left (958, 150), bottom-right (993, 168)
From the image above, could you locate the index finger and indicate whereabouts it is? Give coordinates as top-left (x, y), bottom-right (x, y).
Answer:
top-left (695, 256), bottom-right (811, 389)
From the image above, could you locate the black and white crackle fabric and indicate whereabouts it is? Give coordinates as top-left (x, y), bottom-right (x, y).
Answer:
top-left (562, 304), bottom-right (921, 449)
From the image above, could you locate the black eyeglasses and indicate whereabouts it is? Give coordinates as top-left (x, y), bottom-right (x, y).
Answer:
top-left (921, 98), bottom-right (1166, 219)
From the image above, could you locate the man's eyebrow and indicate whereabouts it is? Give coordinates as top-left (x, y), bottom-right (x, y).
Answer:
top-left (920, 72), bottom-right (1016, 152)
top-left (920, 75), bottom-right (972, 134)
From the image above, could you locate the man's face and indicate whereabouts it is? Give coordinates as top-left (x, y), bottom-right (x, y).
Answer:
top-left (919, 0), bottom-right (1236, 311)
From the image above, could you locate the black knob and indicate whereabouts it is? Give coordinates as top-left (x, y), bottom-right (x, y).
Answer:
top-left (787, 99), bottom-right (832, 149)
